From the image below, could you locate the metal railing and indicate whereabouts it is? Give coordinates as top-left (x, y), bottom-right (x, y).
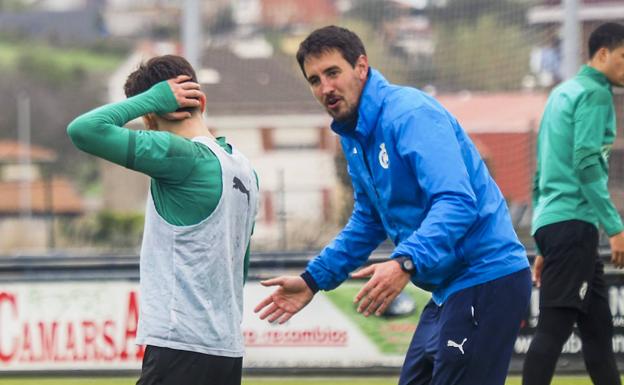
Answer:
top-left (0, 250), bottom-right (619, 282)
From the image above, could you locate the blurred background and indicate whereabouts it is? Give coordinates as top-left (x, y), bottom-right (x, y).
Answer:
top-left (5, 0), bottom-right (624, 254)
top-left (0, 0), bottom-right (623, 382)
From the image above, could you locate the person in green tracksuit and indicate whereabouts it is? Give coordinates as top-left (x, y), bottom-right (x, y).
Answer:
top-left (67, 55), bottom-right (258, 385)
top-left (523, 23), bottom-right (624, 385)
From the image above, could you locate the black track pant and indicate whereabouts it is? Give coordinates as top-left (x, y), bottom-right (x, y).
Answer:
top-left (522, 306), bottom-right (620, 385)
top-left (136, 345), bottom-right (242, 385)
top-left (522, 221), bottom-right (620, 385)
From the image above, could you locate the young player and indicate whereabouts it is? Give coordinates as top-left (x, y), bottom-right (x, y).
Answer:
top-left (68, 55), bottom-right (258, 385)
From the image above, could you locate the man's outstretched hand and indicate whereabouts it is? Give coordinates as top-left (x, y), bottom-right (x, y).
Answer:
top-left (254, 276), bottom-right (314, 324)
top-left (351, 260), bottom-right (411, 317)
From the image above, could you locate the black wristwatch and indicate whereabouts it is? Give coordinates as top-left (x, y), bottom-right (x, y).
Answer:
top-left (393, 256), bottom-right (415, 274)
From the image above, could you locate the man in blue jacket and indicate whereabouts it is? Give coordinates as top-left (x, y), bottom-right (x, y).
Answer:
top-left (255, 25), bottom-right (531, 385)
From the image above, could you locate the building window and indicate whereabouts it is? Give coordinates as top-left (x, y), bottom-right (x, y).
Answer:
top-left (259, 126), bottom-right (335, 152)
top-left (318, 126), bottom-right (331, 151)
top-left (260, 127), bottom-right (275, 151)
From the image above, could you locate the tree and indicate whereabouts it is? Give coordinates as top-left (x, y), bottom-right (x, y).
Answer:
top-left (334, 149), bottom-right (354, 226)
top-left (210, 5), bottom-right (236, 34)
top-left (432, 15), bottom-right (531, 91)
top-left (427, 0), bottom-right (532, 91)
top-left (347, 0), bottom-right (401, 29)
top-left (429, 0), bottom-right (529, 26)
top-left (0, 45), bottom-right (121, 184)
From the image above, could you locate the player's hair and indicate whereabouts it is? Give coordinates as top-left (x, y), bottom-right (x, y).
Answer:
top-left (124, 54), bottom-right (198, 114)
top-left (588, 22), bottom-right (624, 59)
top-left (296, 25), bottom-right (366, 77)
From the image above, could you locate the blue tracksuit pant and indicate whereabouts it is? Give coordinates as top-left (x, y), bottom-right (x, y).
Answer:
top-left (399, 268), bottom-right (531, 385)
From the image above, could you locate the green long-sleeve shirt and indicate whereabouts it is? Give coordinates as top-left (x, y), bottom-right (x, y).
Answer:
top-left (67, 80), bottom-right (255, 278)
top-left (532, 65), bottom-right (624, 237)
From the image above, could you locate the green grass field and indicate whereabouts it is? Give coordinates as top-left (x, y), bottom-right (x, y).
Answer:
top-left (325, 284), bottom-right (430, 354)
top-left (0, 376), bottom-right (622, 385)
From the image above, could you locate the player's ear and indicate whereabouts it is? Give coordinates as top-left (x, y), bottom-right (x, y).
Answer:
top-left (199, 92), bottom-right (206, 113)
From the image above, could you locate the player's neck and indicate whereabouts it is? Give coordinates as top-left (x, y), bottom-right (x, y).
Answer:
top-left (588, 60), bottom-right (607, 76)
top-left (161, 116), bottom-right (214, 140)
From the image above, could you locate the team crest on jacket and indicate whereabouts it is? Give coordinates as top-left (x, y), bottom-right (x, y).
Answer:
top-left (379, 143), bottom-right (389, 169)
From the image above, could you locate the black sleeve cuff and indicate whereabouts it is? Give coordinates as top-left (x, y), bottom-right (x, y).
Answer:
top-left (300, 271), bottom-right (320, 294)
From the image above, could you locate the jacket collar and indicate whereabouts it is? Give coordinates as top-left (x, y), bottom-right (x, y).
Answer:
top-left (578, 64), bottom-right (612, 91)
top-left (331, 68), bottom-right (389, 140)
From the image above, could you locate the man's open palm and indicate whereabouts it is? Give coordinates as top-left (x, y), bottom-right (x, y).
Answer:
top-left (254, 276), bottom-right (314, 324)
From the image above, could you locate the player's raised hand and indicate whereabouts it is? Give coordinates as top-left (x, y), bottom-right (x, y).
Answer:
top-left (351, 260), bottom-right (410, 317)
top-left (164, 75), bottom-right (204, 120)
top-left (254, 276), bottom-right (314, 324)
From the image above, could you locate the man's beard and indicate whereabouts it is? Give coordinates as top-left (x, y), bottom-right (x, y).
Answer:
top-left (332, 104), bottom-right (358, 125)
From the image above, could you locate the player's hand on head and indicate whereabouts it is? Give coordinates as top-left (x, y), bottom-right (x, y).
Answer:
top-left (351, 260), bottom-right (411, 317)
top-left (609, 232), bottom-right (624, 269)
top-left (254, 276), bottom-right (314, 324)
top-left (167, 74), bottom-right (203, 113)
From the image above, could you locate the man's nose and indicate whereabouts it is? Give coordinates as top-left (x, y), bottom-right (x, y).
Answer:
top-left (320, 78), bottom-right (334, 95)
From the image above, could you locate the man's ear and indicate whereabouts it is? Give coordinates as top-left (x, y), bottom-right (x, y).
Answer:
top-left (595, 47), bottom-right (610, 64)
top-left (142, 114), bottom-right (158, 131)
top-left (355, 54), bottom-right (369, 82)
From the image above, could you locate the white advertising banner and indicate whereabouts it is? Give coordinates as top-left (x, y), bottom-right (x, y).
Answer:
top-left (0, 282), bottom-right (143, 370)
top-left (0, 282), bottom-right (400, 371)
top-left (243, 284), bottom-right (399, 368)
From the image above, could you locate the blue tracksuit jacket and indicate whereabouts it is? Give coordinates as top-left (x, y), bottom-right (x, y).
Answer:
top-left (305, 68), bottom-right (529, 304)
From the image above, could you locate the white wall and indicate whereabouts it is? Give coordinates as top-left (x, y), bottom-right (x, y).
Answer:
top-left (215, 116), bottom-right (341, 249)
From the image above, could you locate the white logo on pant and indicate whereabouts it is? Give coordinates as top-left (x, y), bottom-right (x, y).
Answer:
top-left (447, 338), bottom-right (467, 355)
top-left (579, 281), bottom-right (588, 300)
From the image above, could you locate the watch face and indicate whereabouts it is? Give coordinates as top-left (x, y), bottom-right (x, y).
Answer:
top-left (402, 259), bottom-right (414, 271)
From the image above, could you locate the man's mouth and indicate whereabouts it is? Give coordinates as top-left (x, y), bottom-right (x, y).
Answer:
top-left (325, 96), bottom-right (341, 109)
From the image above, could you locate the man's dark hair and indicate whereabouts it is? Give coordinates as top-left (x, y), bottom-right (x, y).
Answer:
top-left (589, 22), bottom-right (624, 59)
top-left (296, 25), bottom-right (366, 77)
top-left (124, 54), bottom-right (198, 113)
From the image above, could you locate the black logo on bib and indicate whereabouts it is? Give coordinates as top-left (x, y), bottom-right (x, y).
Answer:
top-left (233, 177), bottom-right (250, 203)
